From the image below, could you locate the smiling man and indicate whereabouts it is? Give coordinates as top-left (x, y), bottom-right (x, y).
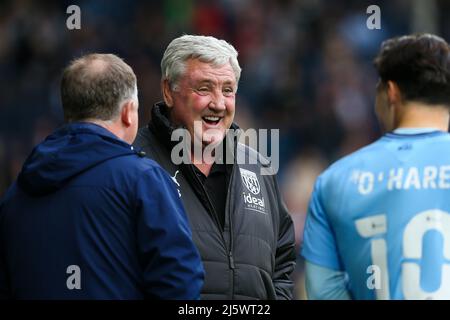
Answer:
top-left (166, 58), bottom-right (235, 151)
top-left (134, 35), bottom-right (296, 300)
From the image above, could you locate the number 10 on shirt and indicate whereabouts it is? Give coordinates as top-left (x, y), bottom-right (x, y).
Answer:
top-left (355, 209), bottom-right (450, 299)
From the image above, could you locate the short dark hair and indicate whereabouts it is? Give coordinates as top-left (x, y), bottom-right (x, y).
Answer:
top-left (61, 53), bottom-right (137, 122)
top-left (374, 33), bottom-right (450, 106)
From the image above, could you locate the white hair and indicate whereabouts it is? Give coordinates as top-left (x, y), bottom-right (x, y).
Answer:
top-left (161, 35), bottom-right (241, 89)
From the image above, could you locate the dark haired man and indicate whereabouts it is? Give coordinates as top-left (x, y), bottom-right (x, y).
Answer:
top-left (302, 33), bottom-right (450, 299)
top-left (0, 53), bottom-right (204, 299)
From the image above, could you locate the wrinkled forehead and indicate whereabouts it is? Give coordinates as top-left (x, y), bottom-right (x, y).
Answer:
top-left (181, 59), bottom-right (237, 84)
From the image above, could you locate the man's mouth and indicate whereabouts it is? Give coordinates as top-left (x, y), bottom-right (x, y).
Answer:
top-left (202, 116), bottom-right (221, 126)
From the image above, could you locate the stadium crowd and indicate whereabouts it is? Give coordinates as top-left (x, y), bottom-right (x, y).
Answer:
top-left (1, 0), bottom-right (449, 298)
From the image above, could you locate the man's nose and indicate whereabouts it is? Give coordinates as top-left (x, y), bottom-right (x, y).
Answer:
top-left (209, 92), bottom-right (226, 111)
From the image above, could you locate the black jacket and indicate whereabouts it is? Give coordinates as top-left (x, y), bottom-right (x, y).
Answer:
top-left (134, 103), bottom-right (296, 300)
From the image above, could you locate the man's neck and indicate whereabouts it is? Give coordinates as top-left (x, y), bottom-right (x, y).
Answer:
top-left (190, 141), bottom-right (225, 177)
top-left (191, 149), bottom-right (216, 176)
top-left (396, 102), bottom-right (450, 132)
top-left (83, 119), bottom-right (127, 142)
top-left (194, 162), bottom-right (213, 177)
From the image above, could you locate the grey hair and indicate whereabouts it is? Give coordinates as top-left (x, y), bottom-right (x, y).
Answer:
top-left (161, 35), bottom-right (241, 89)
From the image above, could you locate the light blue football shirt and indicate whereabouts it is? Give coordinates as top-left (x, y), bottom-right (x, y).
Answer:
top-left (302, 128), bottom-right (450, 299)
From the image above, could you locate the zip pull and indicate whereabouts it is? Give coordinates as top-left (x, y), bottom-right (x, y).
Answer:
top-left (228, 252), bottom-right (235, 269)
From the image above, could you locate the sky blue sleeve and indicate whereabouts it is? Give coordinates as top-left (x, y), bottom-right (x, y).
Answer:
top-left (305, 261), bottom-right (351, 300)
top-left (135, 166), bottom-right (204, 299)
top-left (301, 176), bottom-right (343, 270)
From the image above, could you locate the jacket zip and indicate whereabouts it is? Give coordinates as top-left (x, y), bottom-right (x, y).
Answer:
top-left (187, 165), bottom-right (228, 248)
top-left (188, 163), bottom-right (236, 299)
top-left (226, 163), bottom-right (236, 299)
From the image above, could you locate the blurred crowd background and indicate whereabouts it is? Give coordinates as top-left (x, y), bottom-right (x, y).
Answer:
top-left (1, 0), bottom-right (449, 299)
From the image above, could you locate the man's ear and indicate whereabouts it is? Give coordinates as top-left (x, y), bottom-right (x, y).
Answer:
top-left (120, 100), bottom-right (135, 127)
top-left (386, 81), bottom-right (402, 107)
top-left (162, 79), bottom-right (174, 107)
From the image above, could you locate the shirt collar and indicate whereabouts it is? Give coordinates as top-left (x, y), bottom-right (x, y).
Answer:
top-left (393, 127), bottom-right (442, 135)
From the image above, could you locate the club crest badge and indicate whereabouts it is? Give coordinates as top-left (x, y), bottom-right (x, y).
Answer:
top-left (240, 168), bottom-right (261, 195)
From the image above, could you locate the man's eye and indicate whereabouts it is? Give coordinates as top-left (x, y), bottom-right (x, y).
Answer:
top-left (195, 87), bottom-right (210, 95)
top-left (223, 88), bottom-right (234, 96)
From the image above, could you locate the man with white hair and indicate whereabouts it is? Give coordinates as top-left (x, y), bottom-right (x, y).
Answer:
top-left (134, 35), bottom-right (296, 300)
top-left (0, 53), bottom-right (204, 299)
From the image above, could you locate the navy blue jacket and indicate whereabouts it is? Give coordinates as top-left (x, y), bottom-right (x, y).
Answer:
top-left (0, 123), bottom-right (204, 299)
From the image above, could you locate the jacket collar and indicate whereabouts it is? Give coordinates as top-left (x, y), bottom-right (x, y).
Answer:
top-left (148, 101), bottom-right (180, 151)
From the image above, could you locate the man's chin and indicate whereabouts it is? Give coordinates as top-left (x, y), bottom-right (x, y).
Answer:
top-left (202, 135), bottom-right (224, 149)
top-left (189, 134), bottom-right (223, 153)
